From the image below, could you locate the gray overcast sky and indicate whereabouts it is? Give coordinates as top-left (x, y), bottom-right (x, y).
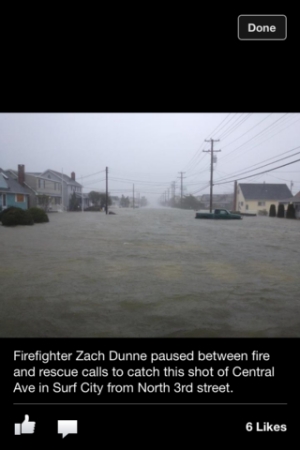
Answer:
top-left (1, 113), bottom-right (299, 204)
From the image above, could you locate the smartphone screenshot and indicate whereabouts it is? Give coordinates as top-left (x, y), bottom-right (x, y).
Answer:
top-left (2, 13), bottom-right (297, 444)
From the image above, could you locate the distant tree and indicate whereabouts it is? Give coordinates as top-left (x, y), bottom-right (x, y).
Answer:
top-left (277, 203), bottom-right (285, 218)
top-left (88, 191), bottom-right (111, 208)
top-left (88, 191), bottom-right (102, 206)
top-left (120, 195), bottom-right (130, 207)
top-left (99, 193), bottom-right (112, 208)
top-left (269, 204), bottom-right (276, 217)
top-left (37, 195), bottom-right (51, 212)
top-left (140, 196), bottom-right (148, 207)
top-left (286, 203), bottom-right (296, 219)
top-left (69, 192), bottom-right (80, 211)
top-left (180, 195), bottom-right (204, 210)
top-left (120, 195), bottom-right (126, 207)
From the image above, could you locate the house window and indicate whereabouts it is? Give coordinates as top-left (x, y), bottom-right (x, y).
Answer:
top-left (240, 202), bottom-right (244, 206)
top-left (258, 201), bottom-right (265, 206)
top-left (246, 204), bottom-right (249, 210)
top-left (2, 194), bottom-right (6, 206)
top-left (16, 194), bottom-right (24, 202)
top-left (38, 179), bottom-right (45, 189)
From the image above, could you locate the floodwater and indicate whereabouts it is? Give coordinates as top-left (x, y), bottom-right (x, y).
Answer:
top-left (1, 208), bottom-right (299, 337)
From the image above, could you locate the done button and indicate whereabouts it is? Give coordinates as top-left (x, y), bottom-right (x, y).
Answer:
top-left (238, 15), bottom-right (287, 41)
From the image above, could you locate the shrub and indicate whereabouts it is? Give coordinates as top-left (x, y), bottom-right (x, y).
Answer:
top-left (29, 207), bottom-right (49, 223)
top-left (286, 203), bottom-right (296, 219)
top-left (277, 203), bottom-right (285, 218)
top-left (1, 207), bottom-right (34, 226)
top-left (258, 209), bottom-right (268, 216)
top-left (269, 204), bottom-right (276, 217)
top-left (0, 206), bottom-right (19, 222)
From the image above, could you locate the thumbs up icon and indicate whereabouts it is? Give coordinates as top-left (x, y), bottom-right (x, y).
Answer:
top-left (15, 415), bottom-right (36, 435)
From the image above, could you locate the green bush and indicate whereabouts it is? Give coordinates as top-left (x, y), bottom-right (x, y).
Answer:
top-left (29, 207), bottom-right (49, 223)
top-left (1, 207), bottom-right (34, 226)
top-left (286, 203), bottom-right (296, 219)
top-left (0, 206), bottom-right (19, 222)
top-left (258, 209), bottom-right (268, 216)
top-left (269, 204), bottom-right (276, 217)
top-left (277, 203), bottom-right (285, 218)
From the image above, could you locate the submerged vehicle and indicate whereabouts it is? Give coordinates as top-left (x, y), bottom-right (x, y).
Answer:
top-left (195, 209), bottom-right (242, 219)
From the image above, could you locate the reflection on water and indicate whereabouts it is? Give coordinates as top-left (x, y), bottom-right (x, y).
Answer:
top-left (1, 208), bottom-right (299, 337)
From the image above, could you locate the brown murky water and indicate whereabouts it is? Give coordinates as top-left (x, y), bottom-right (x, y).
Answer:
top-left (1, 208), bottom-right (299, 337)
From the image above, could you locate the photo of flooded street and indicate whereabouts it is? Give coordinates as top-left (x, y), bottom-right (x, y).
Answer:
top-left (1, 207), bottom-right (299, 337)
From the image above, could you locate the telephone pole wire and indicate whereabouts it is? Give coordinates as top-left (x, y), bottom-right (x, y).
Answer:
top-left (203, 139), bottom-right (221, 212)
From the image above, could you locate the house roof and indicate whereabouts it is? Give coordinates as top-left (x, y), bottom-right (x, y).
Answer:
top-left (42, 170), bottom-right (82, 187)
top-left (0, 169), bottom-right (32, 195)
top-left (239, 183), bottom-right (292, 200)
top-left (279, 195), bottom-right (300, 204)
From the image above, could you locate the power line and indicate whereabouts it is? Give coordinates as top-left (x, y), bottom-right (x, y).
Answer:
top-left (214, 158), bottom-right (300, 186)
top-left (219, 114), bottom-right (252, 140)
top-left (221, 115), bottom-right (300, 163)
top-left (214, 146), bottom-right (300, 183)
top-left (187, 114), bottom-right (287, 178)
top-left (212, 144), bottom-right (300, 184)
top-left (82, 178), bottom-right (106, 187)
top-left (109, 176), bottom-right (172, 185)
top-left (219, 113), bottom-right (289, 163)
top-left (80, 169), bottom-right (106, 179)
top-left (220, 114), bottom-right (273, 150)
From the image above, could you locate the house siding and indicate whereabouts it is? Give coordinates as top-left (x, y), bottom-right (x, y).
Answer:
top-left (42, 170), bottom-right (82, 210)
top-left (236, 184), bottom-right (293, 214)
top-left (0, 193), bottom-right (28, 210)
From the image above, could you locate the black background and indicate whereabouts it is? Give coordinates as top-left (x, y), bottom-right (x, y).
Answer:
top-left (8, 338), bottom-right (296, 442)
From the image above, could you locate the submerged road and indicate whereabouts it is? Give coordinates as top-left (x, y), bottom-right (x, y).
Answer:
top-left (1, 207), bottom-right (299, 337)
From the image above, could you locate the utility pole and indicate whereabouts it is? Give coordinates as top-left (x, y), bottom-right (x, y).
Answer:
top-left (133, 184), bottom-right (135, 208)
top-left (81, 175), bottom-right (84, 212)
top-left (105, 167), bottom-right (108, 214)
top-left (233, 180), bottom-right (237, 212)
top-left (167, 188), bottom-right (170, 205)
top-left (203, 139), bottom-right (221, 213)
top-left (172, 181), bottom-right (176, 206)
top-left (61, 168), bottom-right (64, 212)
top-left (178, 172), bottom-right (186, 206)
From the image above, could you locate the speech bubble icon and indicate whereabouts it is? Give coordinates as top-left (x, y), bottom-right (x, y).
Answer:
top-left (58, 420), bottom-right (78, 438)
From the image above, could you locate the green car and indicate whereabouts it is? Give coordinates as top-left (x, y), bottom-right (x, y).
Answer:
top-left (195, 209), bottom-right (242, 219)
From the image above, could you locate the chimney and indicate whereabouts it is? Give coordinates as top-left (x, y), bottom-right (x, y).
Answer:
top-left (71, 172), bottom-right (75, 181)
top-left (18, 164), bottom-right (25, 185)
